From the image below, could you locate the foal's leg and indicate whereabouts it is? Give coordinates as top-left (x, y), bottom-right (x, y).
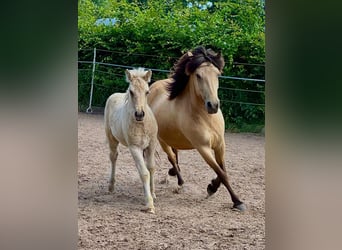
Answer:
top-left (108, 136), bottom-right (119, 192)
top-left (130, 146), bottom-right (155, 214)
top-left (159, 140), bottom-right (184, 186)
top-left (196, 146), bottom-right (246, 211)
top-left (144, 142), bottom-right (157, 199)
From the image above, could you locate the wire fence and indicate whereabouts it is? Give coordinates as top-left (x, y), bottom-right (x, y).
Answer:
top-left (78, 48), bottom-right (265, 113)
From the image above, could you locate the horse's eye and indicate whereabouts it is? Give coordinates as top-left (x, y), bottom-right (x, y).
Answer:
top-left (196, 73), bottom-right (202, 80)
top-left (129, 90), bottom-right (134, 96)
top-left (146, 90), bottom-right (150, 95)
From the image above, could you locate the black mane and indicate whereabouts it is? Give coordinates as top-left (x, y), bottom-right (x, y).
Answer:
top-left (167, 46), bottom-right (225, 100)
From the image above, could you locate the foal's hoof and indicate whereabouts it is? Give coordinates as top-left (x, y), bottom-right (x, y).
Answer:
top-left (142, 207), bottom-right (155, 214)
top-left (232, 202), bottom-right (247, 212)
top-left (108, 184), bottom-right (114, 193)
top-left (168, 168), bottom-right (177, 176)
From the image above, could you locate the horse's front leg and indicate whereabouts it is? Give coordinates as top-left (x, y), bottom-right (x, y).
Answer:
top-left (144, 141), bottom-right (157, 199)
top-left (207, 144), bottom-right (226, 196)
top-left (196, 145), bottom-right (246, 211)
top-left (129, 146), bottom-right (155, 214)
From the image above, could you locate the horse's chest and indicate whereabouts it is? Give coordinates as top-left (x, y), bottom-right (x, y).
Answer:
top-left (127, 125), bottom-right (151, 148)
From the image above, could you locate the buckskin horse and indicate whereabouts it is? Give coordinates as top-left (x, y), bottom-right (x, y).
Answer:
top-left (147, 47), bottom-right (246, 211)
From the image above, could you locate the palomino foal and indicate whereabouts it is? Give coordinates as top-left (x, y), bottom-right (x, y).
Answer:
top-left (104, 68), bottom-right (158, 213)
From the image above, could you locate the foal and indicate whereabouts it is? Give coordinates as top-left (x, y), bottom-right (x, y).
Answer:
top-left (104, 68), bottom-right (158, 213)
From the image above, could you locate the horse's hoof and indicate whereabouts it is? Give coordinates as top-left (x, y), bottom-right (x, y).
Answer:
top-left (168, 168), bottom-right (177, 176)
top-left (232, 203), bottom-right (247, 212)
top-left (172, 186), bottom-right (184, 194)
top-left (207, 183), bottom-right (218, 196)
top-left (177, 178), bottom-right (184, 186)
top-left (159, 176), bottom-right (169, 184)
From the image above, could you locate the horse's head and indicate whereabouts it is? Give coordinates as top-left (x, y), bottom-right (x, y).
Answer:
top-left (125, 68), bottom-right (152, 121)
top-left (168, 47), bottom-right (224, 114)
top-left (185, 48), bottom-right (224, 114)
top-left (190, 62), bottom-right (222, 114)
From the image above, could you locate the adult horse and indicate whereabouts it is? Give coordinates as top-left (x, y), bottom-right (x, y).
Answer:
top-left (104, 68), bottom-right (158, 214)
top-left (147, 47), bottom-right (246, 211)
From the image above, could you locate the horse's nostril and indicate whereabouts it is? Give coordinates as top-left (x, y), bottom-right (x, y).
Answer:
top-left (206, 101), bottom-right (218, 114)
top-left (135, 111), bottom-right (145, 119)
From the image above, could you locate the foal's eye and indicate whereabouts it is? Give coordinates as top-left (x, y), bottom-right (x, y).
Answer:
top-left (196, 73), bottom-right (202, 80)
top-left (146, 90), bottom-right (150, 95)
top-left (129, 90), bottom-right (134, 96)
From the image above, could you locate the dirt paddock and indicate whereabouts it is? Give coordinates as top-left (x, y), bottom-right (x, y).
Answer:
top-left (78, 113), bottom-right (265, 249)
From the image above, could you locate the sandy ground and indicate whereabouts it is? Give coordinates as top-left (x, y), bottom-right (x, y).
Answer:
top-left (78, 113), bottom-right (265, 249)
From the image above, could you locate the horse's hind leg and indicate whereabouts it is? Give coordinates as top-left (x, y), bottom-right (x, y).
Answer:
top-left (108, 136), bottom-right (119, 192)
top-left (168, 148), bottom-right (180, 176)
top-left (160, 141), bottom-right (184, 186)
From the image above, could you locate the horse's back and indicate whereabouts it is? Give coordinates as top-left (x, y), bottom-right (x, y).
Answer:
top-left (148, 79), bottom-right (170, 107)
top-left (105, 93), bottom-right (126, 127)
top-left (104, 93), bottom-right (128, 146)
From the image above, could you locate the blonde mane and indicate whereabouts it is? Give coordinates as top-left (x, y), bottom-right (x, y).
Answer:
top-left (125, 67), bottom-right (150, 82)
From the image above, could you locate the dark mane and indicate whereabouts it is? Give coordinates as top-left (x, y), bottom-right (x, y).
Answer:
top-left (167, 46), bottom-right (225, 100)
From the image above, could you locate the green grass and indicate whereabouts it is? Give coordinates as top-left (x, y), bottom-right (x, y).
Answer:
top-left (226, 122), bottom-right (265, 133)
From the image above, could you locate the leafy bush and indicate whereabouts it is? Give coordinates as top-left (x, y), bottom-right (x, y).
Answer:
top-left (78, 0), bottom-right (265, 131)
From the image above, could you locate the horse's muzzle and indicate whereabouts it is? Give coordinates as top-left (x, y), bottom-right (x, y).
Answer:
top-left (206, 101), bottom-right (219, 114)
top-left (135, 110), bottom-right (145, 121)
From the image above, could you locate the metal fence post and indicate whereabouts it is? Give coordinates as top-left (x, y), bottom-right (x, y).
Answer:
top-left (86, 48), bottom-right (97, 113)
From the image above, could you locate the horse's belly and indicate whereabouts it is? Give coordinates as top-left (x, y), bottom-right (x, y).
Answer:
top-left (158, 128), bottom-right (194, 150)
top-left (110, 126), bottom-right (128, 146)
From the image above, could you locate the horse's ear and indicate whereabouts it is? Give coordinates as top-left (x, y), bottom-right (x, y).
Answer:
top-left (216, 52), bottom-right (225, 72)
top-left (125, 69), bottom-right (132, 82)
top-left (143, 70), bottom-right (152, 83)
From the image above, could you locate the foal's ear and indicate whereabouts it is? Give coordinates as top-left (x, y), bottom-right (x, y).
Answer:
top-left (143, 70), bottom-right (152, 83)
top-left (125, 69), bottom-right (132, 82)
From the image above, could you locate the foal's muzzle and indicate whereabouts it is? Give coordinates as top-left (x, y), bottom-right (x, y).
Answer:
top-left (206, 101), bottom-right (219, 114)
top-left (134, 110), bottom-right (145, 121)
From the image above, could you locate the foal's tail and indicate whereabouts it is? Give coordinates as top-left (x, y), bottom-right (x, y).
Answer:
top-left (143, 149), bottom-right (161, 160)
top-left (143, 149), bottom-right (161, 166)
top-left (154, 150), bottom-right (161, 164)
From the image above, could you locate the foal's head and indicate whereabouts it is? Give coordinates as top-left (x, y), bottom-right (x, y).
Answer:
top-left (125, 68), bottom-right (152, 121)
top-left (168, 46), bottom-right (225, 114)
